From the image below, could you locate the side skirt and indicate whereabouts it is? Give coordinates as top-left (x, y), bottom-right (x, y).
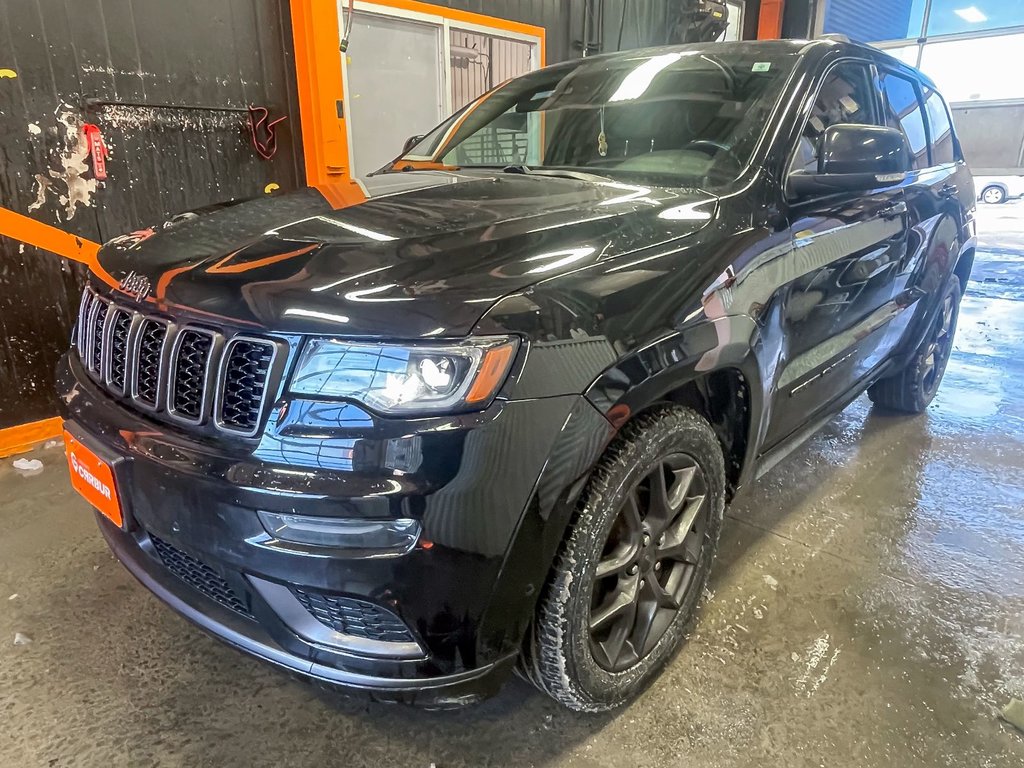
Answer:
top-left (753, 360), bottom-right (894, 480)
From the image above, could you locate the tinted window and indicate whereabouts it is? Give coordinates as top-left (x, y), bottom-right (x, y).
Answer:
top-left (922, 86), bottom-right (956, 165)
top-left (791, 62), bottom-right (877, 174)
top-left (879, 71), bottom-right (928, 170)
top-left (401, 47), bottom-right (799, 190)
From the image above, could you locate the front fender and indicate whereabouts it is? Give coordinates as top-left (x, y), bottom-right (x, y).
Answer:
top-left (585, 314), bottom-right (766, 489)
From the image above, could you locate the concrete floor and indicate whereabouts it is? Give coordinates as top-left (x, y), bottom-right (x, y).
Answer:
top-left (2, 206), bottom-right (1023, 767)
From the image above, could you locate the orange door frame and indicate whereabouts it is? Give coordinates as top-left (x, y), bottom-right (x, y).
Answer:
top-left (288, 0), bottom-right (546, 187)
top-left (758, 0), bottom-right (785, 39)
top-left (0, 210), bottom-right (105, 456)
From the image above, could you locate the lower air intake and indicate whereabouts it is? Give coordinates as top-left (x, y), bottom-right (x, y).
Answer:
top-left (290, 587), bottom-right (415, 644)
top-left (150, 534), bottom-right (251, 617)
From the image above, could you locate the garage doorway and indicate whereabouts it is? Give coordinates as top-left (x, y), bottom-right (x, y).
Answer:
top-left (339, 1), bottom-right (543, 177)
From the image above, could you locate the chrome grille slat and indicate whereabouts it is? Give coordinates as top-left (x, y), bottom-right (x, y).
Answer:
top-left (88, 297), bottom-right (110, 375)
top-left (76, 287), bottom-right (95, 355)
top-left (103, 308), bottom-right (134, 394)
top-left (72, 290), bottom-right (276, 435)
top-left (216, 337), bottom-right (276, 436)
top-left (132, 318), bottom-right (169, 409)
top-left (168, 328), bottom-right (218, 424)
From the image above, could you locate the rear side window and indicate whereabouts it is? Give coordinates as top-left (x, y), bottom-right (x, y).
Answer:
top-left (879, 71), bottom-right (928, 170)
top-left (922, 86), bottom-right (956, 165)
top-left (791, 61), bottom-right (877, 174)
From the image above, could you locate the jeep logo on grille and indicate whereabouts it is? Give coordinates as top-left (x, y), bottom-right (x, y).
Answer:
top-left (118, 270), bottom-right (151, 301)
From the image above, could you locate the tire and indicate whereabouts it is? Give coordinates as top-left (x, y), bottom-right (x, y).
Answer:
top-left (981, 185), bottom-right (1006, 205)
top-left (868, 277), bottom-right (961, 414)
top-left (523, 406), bottom-right (726, 712)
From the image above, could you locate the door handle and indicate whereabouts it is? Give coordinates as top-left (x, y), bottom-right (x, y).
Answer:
top-left (880, 201), bottom-right (908, 219)
top-left (939, 184), bottom-right (958, 199)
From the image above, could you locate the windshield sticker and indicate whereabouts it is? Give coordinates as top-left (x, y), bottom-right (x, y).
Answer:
top-left (752, 62), bottom-right (771, 72)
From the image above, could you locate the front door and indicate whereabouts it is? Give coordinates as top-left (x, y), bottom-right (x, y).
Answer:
top-left (763, 60), bottom-right (910, 449)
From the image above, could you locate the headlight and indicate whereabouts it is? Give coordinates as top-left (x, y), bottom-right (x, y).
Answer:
top-left (289, 336), bottom-right (519, 414)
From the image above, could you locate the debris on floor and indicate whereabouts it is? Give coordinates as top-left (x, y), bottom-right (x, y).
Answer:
top-left (13, 632), bottom-right (32, 646)
top-left (12, 458), bottom-right (44, 474)
top-left (1001, 699), bottom-right (1024, 734)
top-left (43, 440), bottom-right (61, 449)
top-left (8, 594), bottom-right (18, 600)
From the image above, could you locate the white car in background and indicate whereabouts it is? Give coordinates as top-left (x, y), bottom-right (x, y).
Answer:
top-left (974, 175), bottom-right (1024, 205)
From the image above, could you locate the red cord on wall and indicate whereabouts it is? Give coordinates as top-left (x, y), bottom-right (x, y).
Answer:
top-left (247, 106), bottom-right (288, 161)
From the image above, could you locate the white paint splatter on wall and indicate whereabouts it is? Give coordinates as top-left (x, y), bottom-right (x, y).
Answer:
top-left (25, 103), bottom-right (99, 220)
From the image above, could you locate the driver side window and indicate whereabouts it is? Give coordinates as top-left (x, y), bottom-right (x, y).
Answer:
top-left (790, 62), bottom-right (878, 174)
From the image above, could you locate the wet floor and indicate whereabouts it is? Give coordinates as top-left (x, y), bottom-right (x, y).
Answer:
top-left (2, 211), bottom-right (1023, 767)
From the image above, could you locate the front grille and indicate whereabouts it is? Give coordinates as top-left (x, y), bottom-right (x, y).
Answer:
top-left (106, 308), bottom-right (133, 392)
top-left (218, 339), bottom-right (275, 434)
top-left (73, 287), bottom-right (277, 434)
top-left (290, 587), bottom-right (415, 644)
top-left (170, 330), bottom-right (214, 421)
top-left (150, 534), bottom-right (251, 617)
top-left (134, 319), bottom-right (167, 407)
top-left (90, 300), bottom-right (109, 372)
top-left (77, 288), bottom-right (95, 355)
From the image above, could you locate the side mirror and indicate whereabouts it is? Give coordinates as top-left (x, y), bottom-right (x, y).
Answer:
top-left (789, 124), bottom-right (911, 199)
top-left (402, 134), bottom-right (425, 155)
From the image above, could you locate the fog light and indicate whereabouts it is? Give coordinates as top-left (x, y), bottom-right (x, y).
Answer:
top-left (258, 511), bottom-right (420, 555)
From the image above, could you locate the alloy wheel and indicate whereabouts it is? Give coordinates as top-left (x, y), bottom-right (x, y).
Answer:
top-left (588, 453), bottom-right (710, 672)
top-left (922, 293), bottom-right (956, 395)
top-left (983, 187), bottom-right (1004, 204)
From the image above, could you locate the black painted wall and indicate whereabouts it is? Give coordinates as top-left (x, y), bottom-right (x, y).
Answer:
top-left (0, 0), bottom-right (302, 429)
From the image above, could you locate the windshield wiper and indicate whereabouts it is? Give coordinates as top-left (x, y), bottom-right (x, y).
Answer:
top-left (498, 165), bottom-right (614, 183)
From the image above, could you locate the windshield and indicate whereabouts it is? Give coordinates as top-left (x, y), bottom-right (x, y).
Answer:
top-left (396, 45), bottom-right (797, 189)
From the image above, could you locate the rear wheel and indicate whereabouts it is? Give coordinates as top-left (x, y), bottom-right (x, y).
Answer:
top-left (868, 278), bottom-right (961, 413)
top-left (523, 407), bottom-right (725, 712)
top-left (981, 185), bottom-right (1006, 205)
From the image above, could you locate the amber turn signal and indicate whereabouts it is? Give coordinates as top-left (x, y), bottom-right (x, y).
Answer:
top-left (465, 341), bottom-right (518, 404)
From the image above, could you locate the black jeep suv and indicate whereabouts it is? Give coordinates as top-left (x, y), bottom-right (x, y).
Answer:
top-left (58, 39), bottom-right (975, 712)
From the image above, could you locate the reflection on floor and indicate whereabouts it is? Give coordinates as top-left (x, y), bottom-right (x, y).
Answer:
top-left (1, 207), bottom-right (1022, 766)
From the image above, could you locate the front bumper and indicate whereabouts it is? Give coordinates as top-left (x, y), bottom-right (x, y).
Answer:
top-left (94, 512), bottom-right (514, 706)
top-left (58, 352), bottom-right (610, 704)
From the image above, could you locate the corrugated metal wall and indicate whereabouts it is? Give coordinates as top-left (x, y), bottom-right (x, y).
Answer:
top-left (822, 0), bottom-right (916, 42)
top-left (0, 0), bottom-right (301, 429)
top-left (427, 0), bottom-right (750, 64)
top-left (426, 0), bottom-right (578, 61)
top-left (449, 28), bottom-right (535, 111)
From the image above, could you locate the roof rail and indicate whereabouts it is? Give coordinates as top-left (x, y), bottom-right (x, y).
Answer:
top-left (818, 33), bottom-right (852, 43)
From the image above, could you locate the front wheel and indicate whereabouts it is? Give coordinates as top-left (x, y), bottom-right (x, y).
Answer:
top-left (523, 407), bottom-right (725, 712)
top-left (869, 278), bottom-right (961, 413)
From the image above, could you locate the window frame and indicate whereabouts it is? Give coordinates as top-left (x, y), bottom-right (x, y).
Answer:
top-left (782, 56), bottom-right (884, 197)
top-left (918, 82), bottom-right (961, 167)
top-left (876, 65), bottom-right (932, 170)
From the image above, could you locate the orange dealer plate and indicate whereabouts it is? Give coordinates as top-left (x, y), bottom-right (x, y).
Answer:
top-left (64, 429), bottom-right (123, 528)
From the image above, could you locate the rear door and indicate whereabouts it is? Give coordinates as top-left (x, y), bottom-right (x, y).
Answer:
top-left (877, 70), bottom-right (974, 373)
top-left (764, 59), bottom-right (911, 449)
top-left (895, 75), bottom-right (973, 294)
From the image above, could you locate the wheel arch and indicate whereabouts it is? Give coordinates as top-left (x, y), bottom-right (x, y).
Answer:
top-left (585, 318), bottom-right (765, 498)
top-left (954, 244), bottom-right (975, 293)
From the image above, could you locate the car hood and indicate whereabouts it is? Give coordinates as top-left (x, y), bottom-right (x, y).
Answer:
top-left (96, 171), bottom-right (718, 337)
